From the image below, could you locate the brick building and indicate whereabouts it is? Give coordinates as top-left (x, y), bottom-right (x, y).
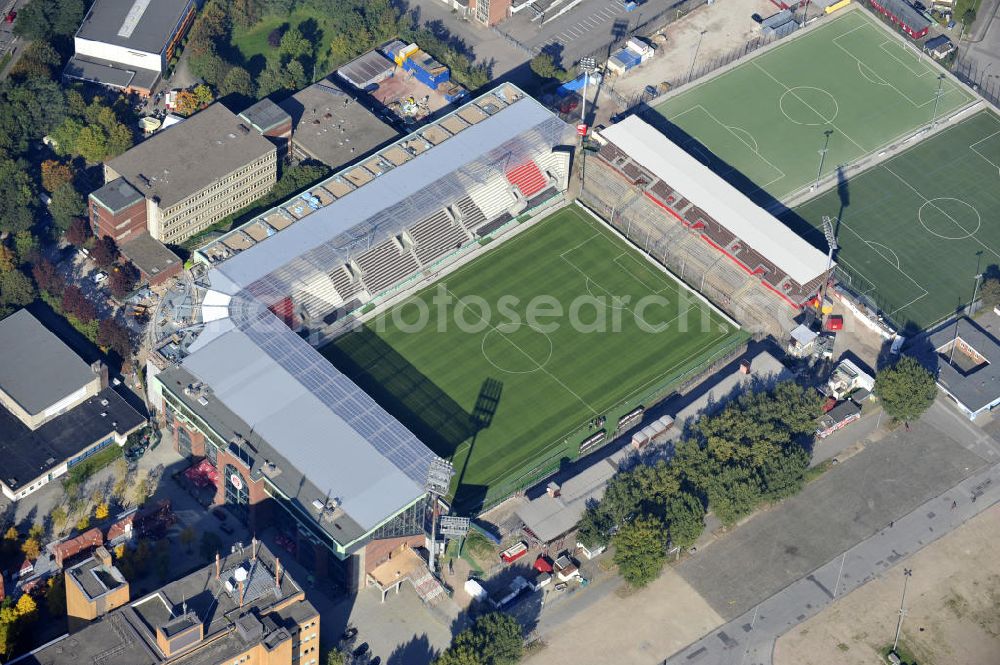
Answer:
top-left (30, 541), bottom-right (320, 665)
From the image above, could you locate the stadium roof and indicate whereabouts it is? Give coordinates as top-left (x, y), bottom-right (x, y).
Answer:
top-left (601, 116), bottom-right (831, 286)
top-left (107, 104), bottom-right (274, 209)
top-left (175, 319), bottom-right (433, 533)
top-left (75, 0), bottom-right (194, 54)
top-left (213, 94), bottom-right (555, 292)
top-left (0, 309), bottom-right (96, 416)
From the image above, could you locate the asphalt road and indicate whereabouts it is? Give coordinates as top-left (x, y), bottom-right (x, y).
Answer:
top-left (666, 402), bottom-right (1000, 665)
top-left (956, 0), bottom-right (1000, 96)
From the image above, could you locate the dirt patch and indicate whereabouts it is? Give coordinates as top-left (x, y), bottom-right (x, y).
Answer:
top-left (610, 0), bottom-right (777, 99)
top-left (523, 567), bottom-right (723, 665)
top-left (774, 503), bottom-right (1000, 665)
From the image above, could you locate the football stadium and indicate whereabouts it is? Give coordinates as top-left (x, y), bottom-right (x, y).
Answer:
top-left (148, 83), bottom-right (751, 589)
top-left (653, 8), bottom-right (975, 202)
top-left (324, 205), bottom-right (745, 511)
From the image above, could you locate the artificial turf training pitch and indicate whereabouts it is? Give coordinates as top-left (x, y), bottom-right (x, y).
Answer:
top-left (323, 205), bottom-right (746, 511)
top-left (784, 110), bottom-right (1000, 331)
top-left (653, 8), bottom-right (974, 202)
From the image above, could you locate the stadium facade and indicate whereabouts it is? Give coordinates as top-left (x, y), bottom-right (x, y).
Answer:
top-left (148, 84), bottom-right (573, 591)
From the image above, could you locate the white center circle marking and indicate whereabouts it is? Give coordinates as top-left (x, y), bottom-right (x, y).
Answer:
top-left (918, 198), bottom-right (981, 240)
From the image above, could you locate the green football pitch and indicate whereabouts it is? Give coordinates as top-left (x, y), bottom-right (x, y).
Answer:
top-left (783, 110), bottom-right (1000, 331)
top-left (322, 206), bottom-right (746, 511)
top-left (653, 9), bottom-right (974, 202)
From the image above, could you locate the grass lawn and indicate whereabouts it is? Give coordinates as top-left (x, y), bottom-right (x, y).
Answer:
top-left (230, 10), bottom-right (333, 71)
top-left (652, 8), bottom-right (973, 203)
top-left (322, 205), bottom-right (746, 512)
top-left (782, 110), bottom-right (1000, 331)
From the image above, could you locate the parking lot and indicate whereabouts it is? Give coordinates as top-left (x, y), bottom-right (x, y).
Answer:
top-left (501, 0), bottom-right (685, 66)
top-left (677, 402), bottom-right (992, 621)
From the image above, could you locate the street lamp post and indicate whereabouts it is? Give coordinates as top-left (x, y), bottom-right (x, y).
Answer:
top-left (931, 74), bottom-right (946, 127)
top-left (892, 568), bottom-right (914, 653)
top-left (813, 129), bottom-right (834, 190)
top-left (688, 30), bottom-right (707, 81)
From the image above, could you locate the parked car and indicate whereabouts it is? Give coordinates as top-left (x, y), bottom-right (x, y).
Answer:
top-left (94, 271), bottom-right (108, 284)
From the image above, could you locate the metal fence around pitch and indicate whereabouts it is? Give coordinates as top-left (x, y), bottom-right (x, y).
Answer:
top-left (951, 54), bottom-right (1000, 109)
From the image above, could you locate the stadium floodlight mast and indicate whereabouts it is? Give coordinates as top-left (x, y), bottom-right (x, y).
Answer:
top-left (820, 215), bottom-right (838, 307)
top-left (579, 57), bottom-right (597, 126)
top-left (424, 457), bottom-right (455, 574)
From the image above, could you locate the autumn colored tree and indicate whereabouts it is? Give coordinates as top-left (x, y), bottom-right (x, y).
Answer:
top-left (62, 284), bottom-right (96, 323)
top-left (21, 537), bottom-right (41, 560)
top-left (108, 261), bottom-right (139, 299)
top-left (98, 317), bottom-right (132, 359)
top-left (40, 160), bottom-right (75, 193)
top-left (66, 217), bottom-right (92, 247)
top-left (95, 503), bottom-right (109, 520)
top-left (32, 258), bottom-right (64, 295)
top-left (174, 90), bottom-right (199, 116)
top-left (90, 235), bottom-right (119, 267)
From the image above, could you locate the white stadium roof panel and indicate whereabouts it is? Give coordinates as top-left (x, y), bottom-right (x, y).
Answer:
top-left (600, 116), bottom-right (831, 286)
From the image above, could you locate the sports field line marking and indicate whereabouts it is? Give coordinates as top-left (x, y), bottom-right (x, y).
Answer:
top-left (831, 31), bottom-right (962, 109)
top-left (835, 221), bottom-right (929, 300)
top-left (561, 240), bottom-right (699, 331)
top-left (670, 104), bottom-right (786, 190)
top-left (881, 165), bottom-right (1000, 261)
top-left (440, 285), bottom-right (601, 416)
top-left (613, 252), bottom-right (672, 295)
top-left (877, 39), bottom-right (931, 78)
top-left (474, 328), bottom-right (736, 487)
top-left (751, 62), bottom-right (868, 154)
top-left (969, 129), bottom-right (1000, 171)
top-left (866, 241), bottom-right (901, 269)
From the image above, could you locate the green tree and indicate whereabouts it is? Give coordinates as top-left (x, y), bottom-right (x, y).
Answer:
top-left (75, 125), bottom-right (110, 163)
top-left (980, 277), bottom-right (1000, 310)
top-left (875, 356), bottom-right (937, 423)
top-left (325, 649), bottom-right (346, 665)
top-left (529, 53), bottom-right (567, 81)
top-left (0, 159), bottom-right (36, 234)
top-left (49, 183), bottom-right (85, 234)
top-left (220, 66), bottom-right (255, 99)
top-left (200, 530), bottom-right (223, 562)
top-left (50, 505), bottom-right (68, 534)
top-left (13, 231), bottom-right (39, 264)
top-left (46, 574), bottom-right (66, 617)
top-left (13, 0), bottom-right (85, 40)
top-left (662, 491), bottom-right (705, 549)
top-left (612, 515), bottom-right (667, 588)
top-left (435, 612), bottom-right (523, 665)
top-left (279, 27), bottom-right (312, 62)
top-left (0, 269), bottom-right (35, 310)
top-left (180, 526), bottom-right (197, 553)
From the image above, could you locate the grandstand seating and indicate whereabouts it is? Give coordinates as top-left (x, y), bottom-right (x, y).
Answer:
top-left (506, 160), bottom-right (549, 198)
top-left (582, 151), bottom-right (798, 335)
top-left (591, 137), bottom-right (819, 314)
top-left (410, 209), bottom-right (471, 264)
top-left (454, 196), bottom-right (487, 231)
top-left (330, 265), bottom-right (363, 301)
top-left (354, 238), bottom-right (421, 294)
top-left (467, 175), bottom-right (519, 222)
